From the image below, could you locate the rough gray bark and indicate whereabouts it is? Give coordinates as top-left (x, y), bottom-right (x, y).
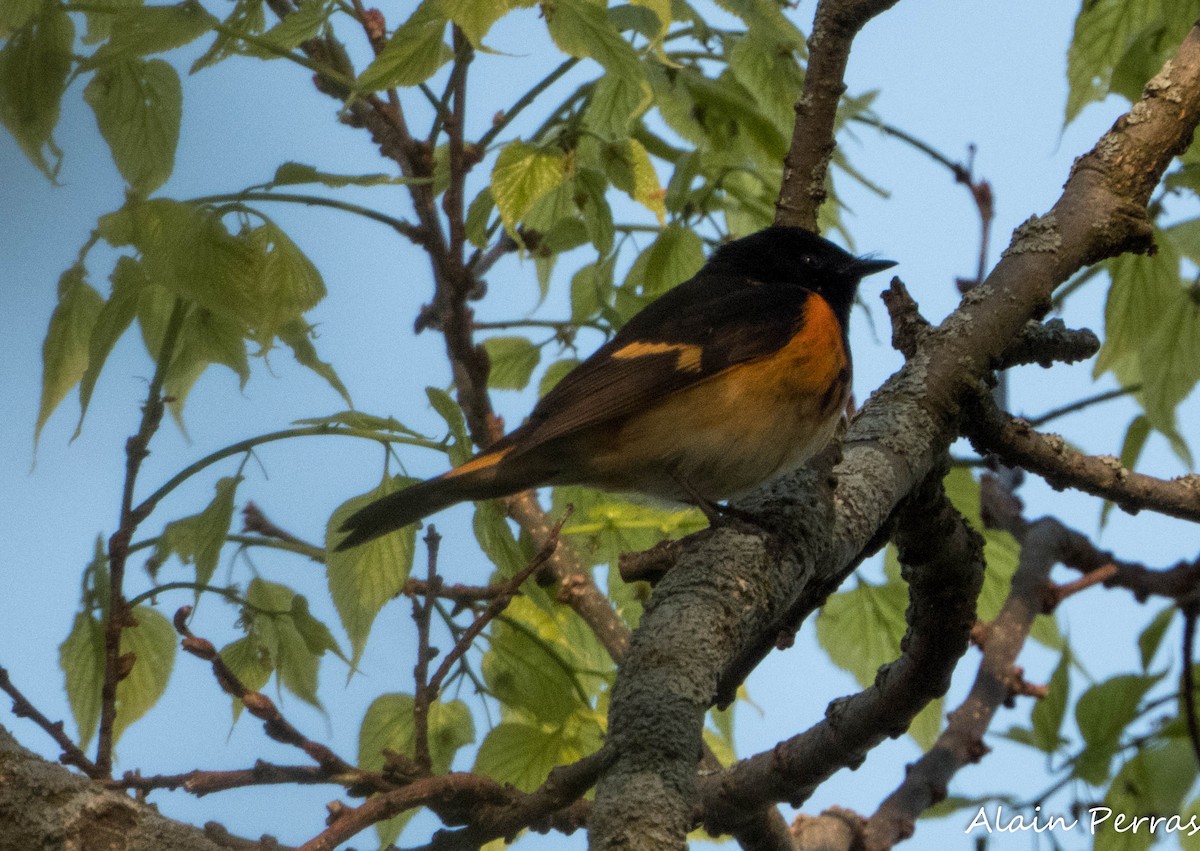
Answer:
top-left (0, 726), bottom-right (236, 851)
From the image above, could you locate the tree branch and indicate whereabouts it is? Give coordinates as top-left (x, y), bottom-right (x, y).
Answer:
top-left (965, 393), bottom-right (1200, 523)
top-left (776, 0), bottom-right (901, 228)
top-left (699, 469), bottom-right (984, 833)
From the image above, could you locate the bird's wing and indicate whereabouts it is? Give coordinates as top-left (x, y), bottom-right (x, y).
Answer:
top-left (504, 270), bottom-right (824, 456)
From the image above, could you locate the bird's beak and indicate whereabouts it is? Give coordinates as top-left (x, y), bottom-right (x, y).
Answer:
top-left (850, 257), bottom-right (898, 278)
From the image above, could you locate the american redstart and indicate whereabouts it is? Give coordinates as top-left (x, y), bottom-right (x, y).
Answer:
top-left (336, 226), bottom-right (894, 550)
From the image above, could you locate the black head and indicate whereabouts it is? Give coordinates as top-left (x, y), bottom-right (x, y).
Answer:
top-left (707, 226), bottom-right (896, 322)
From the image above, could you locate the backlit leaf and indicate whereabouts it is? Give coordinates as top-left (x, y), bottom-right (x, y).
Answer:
top-left (0, 3), bottom-right (73, 178)
top-left (491, 141), bottom-right (569, 238)
top-left (37, 267), bottom-right (103, 446)
top-left (154, 476), bottom-right (241, 587)
top-left (1075, 673), bottom-right (1161, 785)
top-left (84, 58), bottom-right (181, 193)
top-left (59, 612), bottom-right (105, 748)
top-left (359, 693), bottom-right (474, 846)
top-left (484, 335), bottom-right (541, 390)
top-left (87, 2), bottom-right (216, 66)
top-left (326, 477), bottom-right (419, 666)
top-left (357, 1), bottom-right (451, 91)
top-left (112, 605), bottom-right (176, 742)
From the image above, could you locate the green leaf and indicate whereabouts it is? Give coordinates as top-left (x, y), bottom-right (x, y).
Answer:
top-left (484, 612), bottom-right (584, 724)
top-left (294, 410), bottom-right (426, 438)
top-left (290, 595), bottom-right (348, 664)
top-left (1097, 739), bottom-right (1199, 851)
top-left (1138, 606), bottom-right (1175, 671)
top-left (1075, 673), bottom-right (1162, 785)
top-left (188, 0), bottom-right (263, 72)
top-left (269, 161), bottom-right (416, 188)
top-left (112, 605), bottom-right (176, 742)
top-left (585, 71), bottom-right (652, 139)
top-left (243, 579), bottom-right (323, 707)
top-left (163, 306), bottom-right (252, 423)
top-left (246, 221), bottom-right (327, 341)
top-left (59, 612), bottom-right (106, 749)
top-left (0, 0), bottom-right (40, 35)
top-left (907, 698), bottom-right (944, 751)
top-left (491, 141), bottom-right (569, 238)
top-left (357, 0), bottom-right (451, 91)
top-left (278, 318), bottom-right (353, 406)
top-left (941, 468), bottom-right (1022, 625)
top-left (76, 257), bottom-right (149, 434)
top-left (539, 358), bottom-right (580, 397)
top-left (728, 29), bottom-right (804, 129)
top-left (465, 187), bottom-right (496, 249)
top-left (84, 58), bottom-right (181, 193)
top-left (220, 635), bottom-right (272, 696)
top-left (87, 2), bottom-right (217, 66)
top-left (37, 267), bottom-right (104, 446)
top-left (436, 0), bottom-right (510, 48)
top-left (544, 0), bottom-right (642, 82)
top-left (255, 0), bottom-right (332, 51)
top-left (426, 386), bottom-right (471, 464)
top-left (473, 501), bottom-right (527, 577)
top-left (474, 712), bottom-right (604, 792)
top-left (359, 693), bottom-right (474, 846)
top-left (1031, 647), bottom-right (1071, 753)
top-left (483, 336), bottom-right (541, 390)
top-left (1140, 288), bottom-right (1200, 435)
top-left (816, 574), bottom-right (908, 689)
top-left (575, 168), bottom-right (614, 254)
top-left (100, 199), bottom-right (262, 323)
top-left (603, 138), bottom-right (665, 223)
top-left (326, 477), bottom-right (419, 666)
top-left (0, 2), bottom-right (73, 178)
top-left (154, 476), bottom-right (241, 587)
top-left (1068, 0), bottom-right (1200, 123)
top-left (643, 224), bottom-right (704, 294)
top-left (552, 486), bottom-right (704, 568)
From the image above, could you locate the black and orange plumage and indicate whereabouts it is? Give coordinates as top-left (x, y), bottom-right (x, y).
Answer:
top-left (336, 226), bottom-right (894, 551)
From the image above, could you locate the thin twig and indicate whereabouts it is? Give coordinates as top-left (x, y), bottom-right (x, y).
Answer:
top-left (96, 298), bottom-right (188, 776)
top-left (411, 527), bottom-right (442, 771)
top-left (477, 58), bottom-right (581, 152)
top-left (0, 667), bottom-right (100, 776)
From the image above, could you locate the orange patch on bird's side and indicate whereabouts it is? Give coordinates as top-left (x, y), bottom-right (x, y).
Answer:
top-left (612, 341), bottom-right (704, 372)
top-left (734, 294), bottom-right (848, 394)
top-left (444, 446), bottom-right (511, 478)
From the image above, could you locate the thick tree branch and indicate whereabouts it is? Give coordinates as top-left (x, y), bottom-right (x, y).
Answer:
top-left (699, 470), bottom-right (984, 833)
top-left (859, 518), bottom-right (1066, 850)
top-left (0, 726), bottom-right (249, 851)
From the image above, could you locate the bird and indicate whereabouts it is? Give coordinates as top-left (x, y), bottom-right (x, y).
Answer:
top-left (335, 225), bottom-right (895, 551)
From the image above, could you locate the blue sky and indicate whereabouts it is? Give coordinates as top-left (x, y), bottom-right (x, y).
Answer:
top-left (2, 1), bottom-right (1198, 848)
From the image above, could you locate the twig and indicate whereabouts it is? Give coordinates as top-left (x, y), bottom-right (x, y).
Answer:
top-left (411, 527), bottom-right (443, 772)
top-left (426, 509), bottom-right (573, 699)
top-left (1027, 385), bottom-right (1142, 427)
top-left (775, 0), bottom-right (900, 228)
top-left (106, 762), bottom-right (335, 796)
top-left (860, 518), bottom-right (1065, 850)
top-left (96, 298), bottom-right (188, 776)
top-left (173, 609), bottom-right (362, 781)
top-left (477, 58), bottom-right (581, 152)
top-left (186, 192), bottom-right (423, 241)
top-left (0, 667), bottom-right (100, 776)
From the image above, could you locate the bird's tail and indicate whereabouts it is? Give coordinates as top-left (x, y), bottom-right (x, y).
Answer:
top-left (334, 446), bottom-right (542, 551)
